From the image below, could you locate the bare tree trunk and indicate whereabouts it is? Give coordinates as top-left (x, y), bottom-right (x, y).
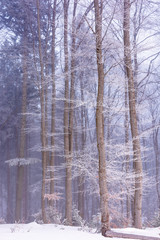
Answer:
top-left (15, 38), bottom-right (27, 222)
top-left (7, 140), bottom-right (11, 223)
top-left (153, 127), bottom-right (160, 209)
top-left (78, 79), bottom-right (85, 219)
top-left (49, 0), bottom-right (57, 207)
top-left (44, 3), bottom-right (50, 172)
top-left (0, 176), bottom-right (3, 218)
top-left (30, 13), bottom-right (48, 217)
top-left (63, 0), bottom-right (72, 225)
top-left (94, 0), bottom-right (110, 235)
top-left (125, 78), bottom-right (131, 224)
top-left (123, 0), bottom-right (143, 229)
top-left (107, 84), bottom-right (111, 163)
top-left (63, 0), bottom-right (78, 225)
top-left (23, 166), bottom-right (28, 221)
top-left (133, 1), bottom-right (138, 102)
top-left (36, 0), bottom-right (47, 223)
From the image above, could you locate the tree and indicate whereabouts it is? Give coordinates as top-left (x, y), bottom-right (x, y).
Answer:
top-left (36, 0), bottom-right (47, 223)
top-left (49, 0), bottom-right (57, 207)
top-left (15, 36), bottom-right (28, 222)
top-left (94, 0), bottom-right (110, 235)
top-left (63, 0), bottom-right (72, 225)
top-left (123, 0), bottom-right (143, 229)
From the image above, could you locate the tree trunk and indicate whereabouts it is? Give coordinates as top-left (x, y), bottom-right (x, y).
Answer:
top-left (125, 77), bottom-right (131, 223)
top-left (23, 166), bottom-right (28, 221)
top-left (94, 0), bottom-right (110, 234)
top-left (49, 0), bottom-right (57, 207)
top-left (7, 140), bottom-right (11, 223)
top-left (153, 127), bottom-right (160, 209)
top-left (123, 0), bottom-right (143, 229)
top-left (64, 0), bottom-right (77, 225)
top-left (15, 38), bottom-right (27, 222)
top-left (36, 0), bottom-right (47, 223)
top-left (63, 0), bottom-right (72, 225)
top-left (78, 78), bottom-right (85, 219)
top-left (133, 1), bottom-right (138, 103)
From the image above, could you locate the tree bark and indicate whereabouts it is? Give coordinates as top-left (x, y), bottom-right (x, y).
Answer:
top-left (125, 77), bottom-right (131, 223)
top-left (153, 127), bottom-right (160, 209)
top-left (49, 0), bottom-right (57, 207)
top-left (7, 140), bottom-right (11, 223)
top-left (123, 0), bottom-right (143, 229)
top-left (15, 37), bottom-right (27, 222)
top-left (94, 0), bottom-right (110, 234)
top-left (36, 0), bottom-right (47, 223)
top-left (78, 78), bottom-right (85, 219)
top-left (64, 0), bottom-right (77, 225)
top-left (23, 166), bottom-right (28, 221)
top-left (63, 0), bottom-right (72, 225)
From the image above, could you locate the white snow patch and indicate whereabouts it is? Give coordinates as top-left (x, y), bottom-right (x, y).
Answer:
top-left (0, 223), bottom-right (159, 240)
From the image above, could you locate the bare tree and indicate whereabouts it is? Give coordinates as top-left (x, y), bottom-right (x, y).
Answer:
top-left (94, 0), bottom-right (110, 235)
top-left (15, 36), bottom-right (28, 222)
top-left (124, 77), bottom-right (131, 224)
top-left (36, 0), bottom-right (47, 223)
top-left (63, 0), bottom-right (72, 225)
top-left (123, 0), bottom-right (143, 229)
top-left (150, 104), bottom-right (160, 210)
top-left (49, 0), bottom-right (57, 207)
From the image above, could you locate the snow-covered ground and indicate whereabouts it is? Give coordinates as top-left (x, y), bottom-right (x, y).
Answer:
top-left (0, 222), bottom-right (159, 240)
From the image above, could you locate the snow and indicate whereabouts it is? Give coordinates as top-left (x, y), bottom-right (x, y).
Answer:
top-left (0, 222), bottom-right (159, 240)
top-left (113, 227), bottom-right (160, 239)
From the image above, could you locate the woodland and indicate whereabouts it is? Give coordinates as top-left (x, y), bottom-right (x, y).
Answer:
top-left (0, 0), bottom-right (160, 237)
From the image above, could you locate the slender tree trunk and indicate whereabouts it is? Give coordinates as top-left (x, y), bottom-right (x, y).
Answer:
top-left (49, 0), bottom-right (57, 207)
top-left (64, 0), bottom-right (77, 225)
top-left (107, 84), bottom-right (111, 163)
top-left (141, 126), bottom-right (150, 220)
top-left (23, 166), bottom-right (28, 221)
top-left (63, 0), bottom-right (72, 225)
top-left (74, 113), bottom-right (79, 209)
top-left (36, 0), bottom-right (47, 223)
top-left (43, 1), bottom-right (51, 195)
top-left (125, 78), bottom-right (131, 223)
top-left (7, 140), bottom-right (11, 223)
top-left (78, 79), bottom-right (85, 219)
top-left (153, 127), bottom-right (160, 209)
top-left (44, 63), bottom-right (49, 170)
top-left (123, 0), bottom-right (143, 229)
top-left (7, 165), bottom-right (11, 222)
top-left (15, 38), bottom-right (27, 222)
top-left (69, 0), bottom-right (77, 160)
top-left (63, 0), bottom-right (77, 225)
top-left (94, 0), bottom-right (110, 235)
top-left (23, 133), bottom-right (28, 221)
top-left (0, 175), bottom-right (3, 218)
top-left (133, 1), bottom-right (138, 103)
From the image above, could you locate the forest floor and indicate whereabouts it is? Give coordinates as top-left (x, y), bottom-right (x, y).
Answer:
top-left (0, 222), bottom-right (159, 240)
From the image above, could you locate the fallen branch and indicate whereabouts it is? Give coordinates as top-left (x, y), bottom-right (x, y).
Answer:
top-left (104, 230), bottom-right (160, 240)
